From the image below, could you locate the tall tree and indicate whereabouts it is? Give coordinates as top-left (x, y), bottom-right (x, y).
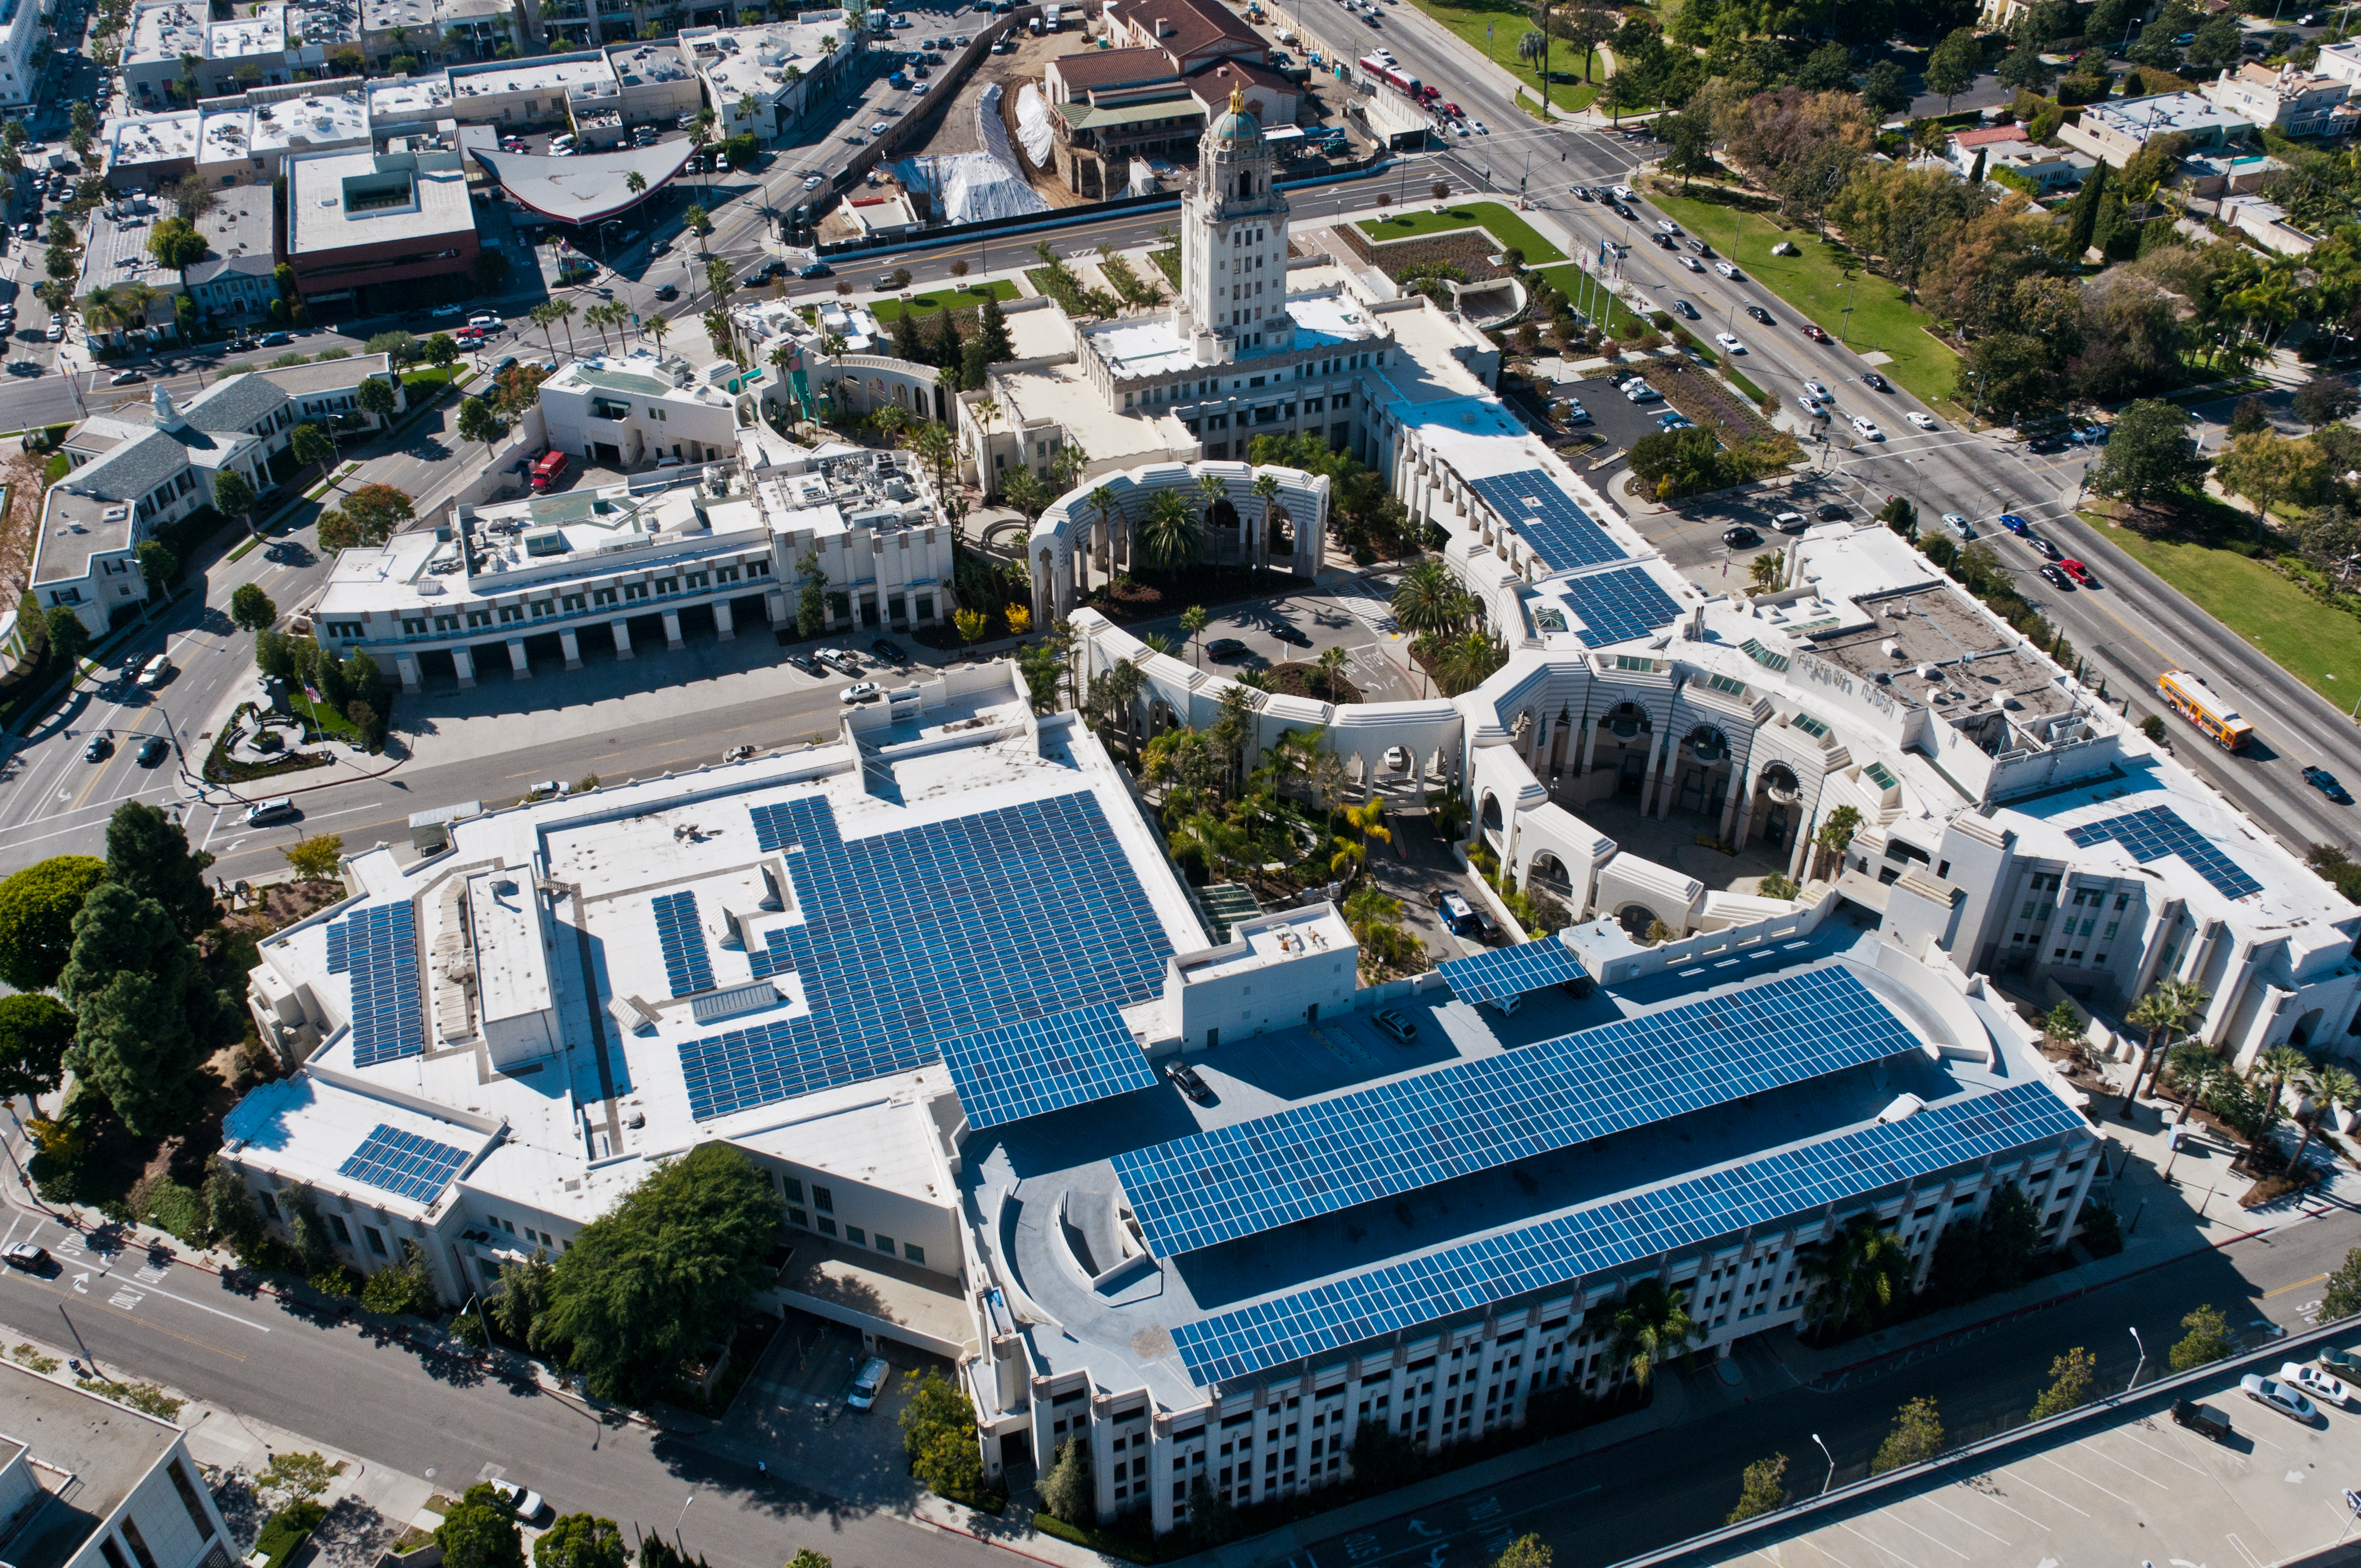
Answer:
top-left (0, 994), bottom-right (74, 1103)
top-left (2091, 398), bottom-right (2212, 512)
top-left (2062, 160), bottom-right (2109, 258)
top-left (1871, 1396), bottom-right (1944, 1472)
top-left (437, 1485), bottom-right (526, 1568)
top-left (0, 856), bottom-right (106, 992)
top-left (104, 801), bottom-right (215, 939)
top-left (537, 1144), bottom-right (777, 1401)
top-left (56, 884), bottom-right (220, 1135)
top-left (1608, 1279), bottom-right (1697, 1387)
top-left (533, 1516), bottom-right (624, 1568)
top-left (2122, 976), bottom-right (2211, 1113)
top-left (1923, 27), bottom-right (1981, 112)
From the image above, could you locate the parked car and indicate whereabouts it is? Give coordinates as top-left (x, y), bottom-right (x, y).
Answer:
top-left (870, 637), bottom-right (907, 663)
top-left (1438, 892), bottom-right (1477, 933)
top-left (846, 1357), bottom-right (891, 1412)
top-left (1722, 525), bottom-right (1760, 547)
top-left (2242, 1373), bottom-right (2319, 1422)
top-left (1272, 623), bottom-right (1312, 647)
top-left (1773, 511), bottom-right (1808, 533)
top-left (2284, 1361), bottom-right (2355, 1406)
top-left (2306, 765), bottom-right (2353, 803)
top-left (2320, 1346), bottom-right (2361, 1380)
top-left (2172, 1399), bottom-right (2232, 1442)
top-left (840, 681), bottom-right (882, 703)
top-left (1165, 1061), bottom-right (1214, 1102)
top-left (1372, 1008), bottom-right (1418, 1044)
top-left (108, 368), bottom-right (146, 386)
top-left (1205, 636), bottom-right (1248, 661)
top-left (787, 654), bottom-right (824, 676)
top-left (1560, 399), bottom-right (1591, 424)
top-left (246, 797), bottom-right (297, 826)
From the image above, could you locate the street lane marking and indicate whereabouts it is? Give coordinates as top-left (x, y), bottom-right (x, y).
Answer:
top-left (2266, 1273), bottom-right (2328, 1298)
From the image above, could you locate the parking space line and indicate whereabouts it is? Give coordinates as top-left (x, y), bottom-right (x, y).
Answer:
top-left (1917, 1496), bottom-right (2008, 1544)
top-left (1877, 1508), bottom-right (1969, 1559)
top-left (1947, 1476), bottom-right (2049, 1532)
top-left (1992, 1464), bottom-right (2091, 1516)
top-left (2076, 1436), bottom-right (2173, 1488)
top-left (2110, 1427), bottom-right (2211, 1476)
top-left (1834, 1520), bottom-right (1919, 1566)
top-left (2035, 1450), bottom-right (2135, 1507)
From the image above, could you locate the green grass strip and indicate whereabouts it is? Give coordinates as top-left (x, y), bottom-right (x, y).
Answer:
top-left (1724, 365), bottom-right (1768, 406)
top-left (867, 280), bottom-right (1021, 322)
top-left (1637, 188), bottom-right (1964, 415)
top-left (2084, 508), bottom-right (2361, 710)
top-left (1400, 0), bottom-right (1605, 108)
top-left (1358, 202), bottom-right (1567, 264)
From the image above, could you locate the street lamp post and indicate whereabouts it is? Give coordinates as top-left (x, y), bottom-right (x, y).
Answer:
top-left (1812, 1433), bottom-right (1835, 1495)
top-left (2128, 1327), bottom-right (2147, 1393)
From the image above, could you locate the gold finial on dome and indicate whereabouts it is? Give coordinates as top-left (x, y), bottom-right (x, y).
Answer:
top-left (1229, 84), bottom-right (1243, 114)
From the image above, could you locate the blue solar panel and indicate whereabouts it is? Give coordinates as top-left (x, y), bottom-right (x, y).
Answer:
top-left (1557, 566), bottom-right (1682, 648)
top-left (1438, 940), bottom-right (1589, 1006)
top-left (337, 1122), bottom-right (471, 1203)
top-left (1466, 470), bottom-right (1625, 573)
top-left (1169, 1082), bottom-right (2088, 1385)
top-left (323, 903), bottom-right (422, 1067)
top-left (940, 1002), bottom-right (1160, 1130)
top-left (651, 891), bottom-right (714, 998)
top-left (671, 792), bottom-right (1175, 1122)
top-left (1113, 967), bottom-right (1922, 1258)
top-left (2066, 806), bottom-right (2261, 900)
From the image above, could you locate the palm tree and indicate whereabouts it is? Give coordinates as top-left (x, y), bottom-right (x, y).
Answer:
top-left (1179, 605), bottom-right (1208, 667)
top-left (532, 300), bottom-right (565, 358)
top-left (1608, 1280), bottom-right (1696, 1389)
top-left (972, 395), bottom-right (1000, 445)
top-left (1196, 469), bottom-right (1229, 555)
top-left (1251, 471), bottom-right (1280, 570)
top-left (1391, 559), bottom-right (1470, 636)
top-left (647, 312), bottom-right (671, 358)
top-left (2293, 1063), bottom-right (2360, 1177)
top-left (625, 170), bottom-right (647, 199)
top-left (2124, 977), bottom-right (2212, 1114)
top-left (1089, 484), bottom-right (1118, 562)
top-left (2258, 1043), bottom-right (2314, 1119)
top-left (551, 297), bottom-right (578, 358)
top-left (1801, 1218), bottom-right (1911, 1340)
top-left (1315, 644), bottom-right (1348, 699)
top-left (1137, 487), bottom-right (1201, 577)
top-left (79, 285), bottom-right (119, 343)
top-left (115, 280), bottom-right (159, 346)
top-left (1433, 629), bottom-right (1506, 695)
top-left (2162, 1038), bottom-right (2229, 1126)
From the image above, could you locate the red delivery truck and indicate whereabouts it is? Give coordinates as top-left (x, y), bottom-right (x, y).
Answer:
top-left (530, 450), bottom-right (569, 492)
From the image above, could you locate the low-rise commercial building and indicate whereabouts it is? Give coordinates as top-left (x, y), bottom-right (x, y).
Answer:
top-left (101, 82), bottom-right (374, 193)
top-left (122, 0), bottom-right (313, 107)
top-left (678, 16), bottom-right (864, 140)
top-left (0, 1360), bottom-right (237, 1568)
top-left (537, 349), bottom-right (741, 468)
top-left (282, 146), bottom-right (481, 308)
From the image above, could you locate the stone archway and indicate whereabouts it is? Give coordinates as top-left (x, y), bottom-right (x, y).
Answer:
top-left (1148, 697), bottom-right (1179, 736)
top-left (1266, 502), bottom-right (1295, 559)
top-left (1529, 850), bottom-right (1574, 900)
top-left (1616, 903), bottom-right (1661, 940)
top-left (2294, 1006), bottom-right (2326, 1048)
top-left (1479, 790), bottom-right (1505, 850)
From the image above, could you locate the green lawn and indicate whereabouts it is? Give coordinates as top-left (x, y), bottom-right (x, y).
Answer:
top-left (1358, 203), bottom-right (1567, 264)
top-left (1640, 188), bottom-right (1964, 416)
top-left (868, 280), bottom-right (1020, 322)
top-left (1402, 0), bottom-right (1607, 116)
top-left (2086, 510), bottom-right (2361, 709)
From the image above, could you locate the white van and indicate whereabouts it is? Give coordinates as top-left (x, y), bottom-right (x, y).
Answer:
top-left (246, 797), bottom-right (297, 826)
top-left (135, 654), bottom-right (171, 688)
top-left (847, 1356), bottom-right (890, 1411)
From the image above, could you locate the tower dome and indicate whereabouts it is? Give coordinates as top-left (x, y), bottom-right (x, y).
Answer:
top-left (1211, 83), bottom-right (1261, 144)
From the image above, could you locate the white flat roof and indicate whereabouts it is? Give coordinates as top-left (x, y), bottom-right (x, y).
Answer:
top-left (106, 111), bottom-right (197, 167)
top-left (286, 149), bottom-right (476, 256)
top-left (251, 91), bottom-right (371, 153)
top-left (449, 53), bottom-right (620, 98)
top-left (206, 8), bottom-right (285, 56)
top-left (369, 76), bottom-right (455, 120)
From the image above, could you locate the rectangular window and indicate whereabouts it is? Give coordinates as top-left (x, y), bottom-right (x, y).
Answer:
top-left (845, 1226), bottom-right (866, 1245)
top-left (817, 1217), bottom-right (836, 1236)
top-left (903, 1242), bottom-right (924, 1264)
top-left (783, 1176), bottom-right (804, 1202)
top-left (328, 1214), bottom-right (352, 1246)
top-left (120, 1520), bottom-right (160, 1568)
top-left (362, 1225), bottom-right (387, 1256)
top-left (875, 1233), bottom-right (895, 1254)
top-left (259, 1192), bottom-right (281, 1220)
top-left (101, 1542), bottom-right (130, 1568)
top-left (168, 1459), bottom-right (215, 1541)
top-left (814, 1185), bottom-right (833, 1211)
top-left (787, 1206), bottom-right (808, 1227)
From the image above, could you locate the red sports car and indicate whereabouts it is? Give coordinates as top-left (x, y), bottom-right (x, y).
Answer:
top-left (1801, 324), bottom-right (1831, 343)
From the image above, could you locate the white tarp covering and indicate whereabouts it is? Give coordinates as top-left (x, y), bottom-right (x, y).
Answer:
top-left (1014, 82), bottom-right (1056, 170)
top-left (892, 151), bottom-right (1050, 225)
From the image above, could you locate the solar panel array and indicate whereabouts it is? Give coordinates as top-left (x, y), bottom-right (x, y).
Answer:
top-left (939, 1001), bottom-right (1160, 1130)
top-left (1466, 470), bottom-right (1623, 573)
top-left (671, 793), bottom-right (1174, 1121)
top-left (1113, 967), bottom-right (1922, 1258)
top-left (1170, 1081), bottom-right (2086, 1384)
top-left (338, 1122), bottom-right (471, 1203)
top-left (651, 891), bottom-right (715, 998)
top-left (1437, 941), bottom-right (1591, 1007)
top-left (323, 903), bottom-right (423, 1067)
top-left (1557, 566), bottom-right (1684, 649)
top-left (2066, 806), bottom-right (2262, 900)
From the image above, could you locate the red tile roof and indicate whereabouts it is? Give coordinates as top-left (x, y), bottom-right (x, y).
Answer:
top-left (1950, 125), bottom-right (2031, 147)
